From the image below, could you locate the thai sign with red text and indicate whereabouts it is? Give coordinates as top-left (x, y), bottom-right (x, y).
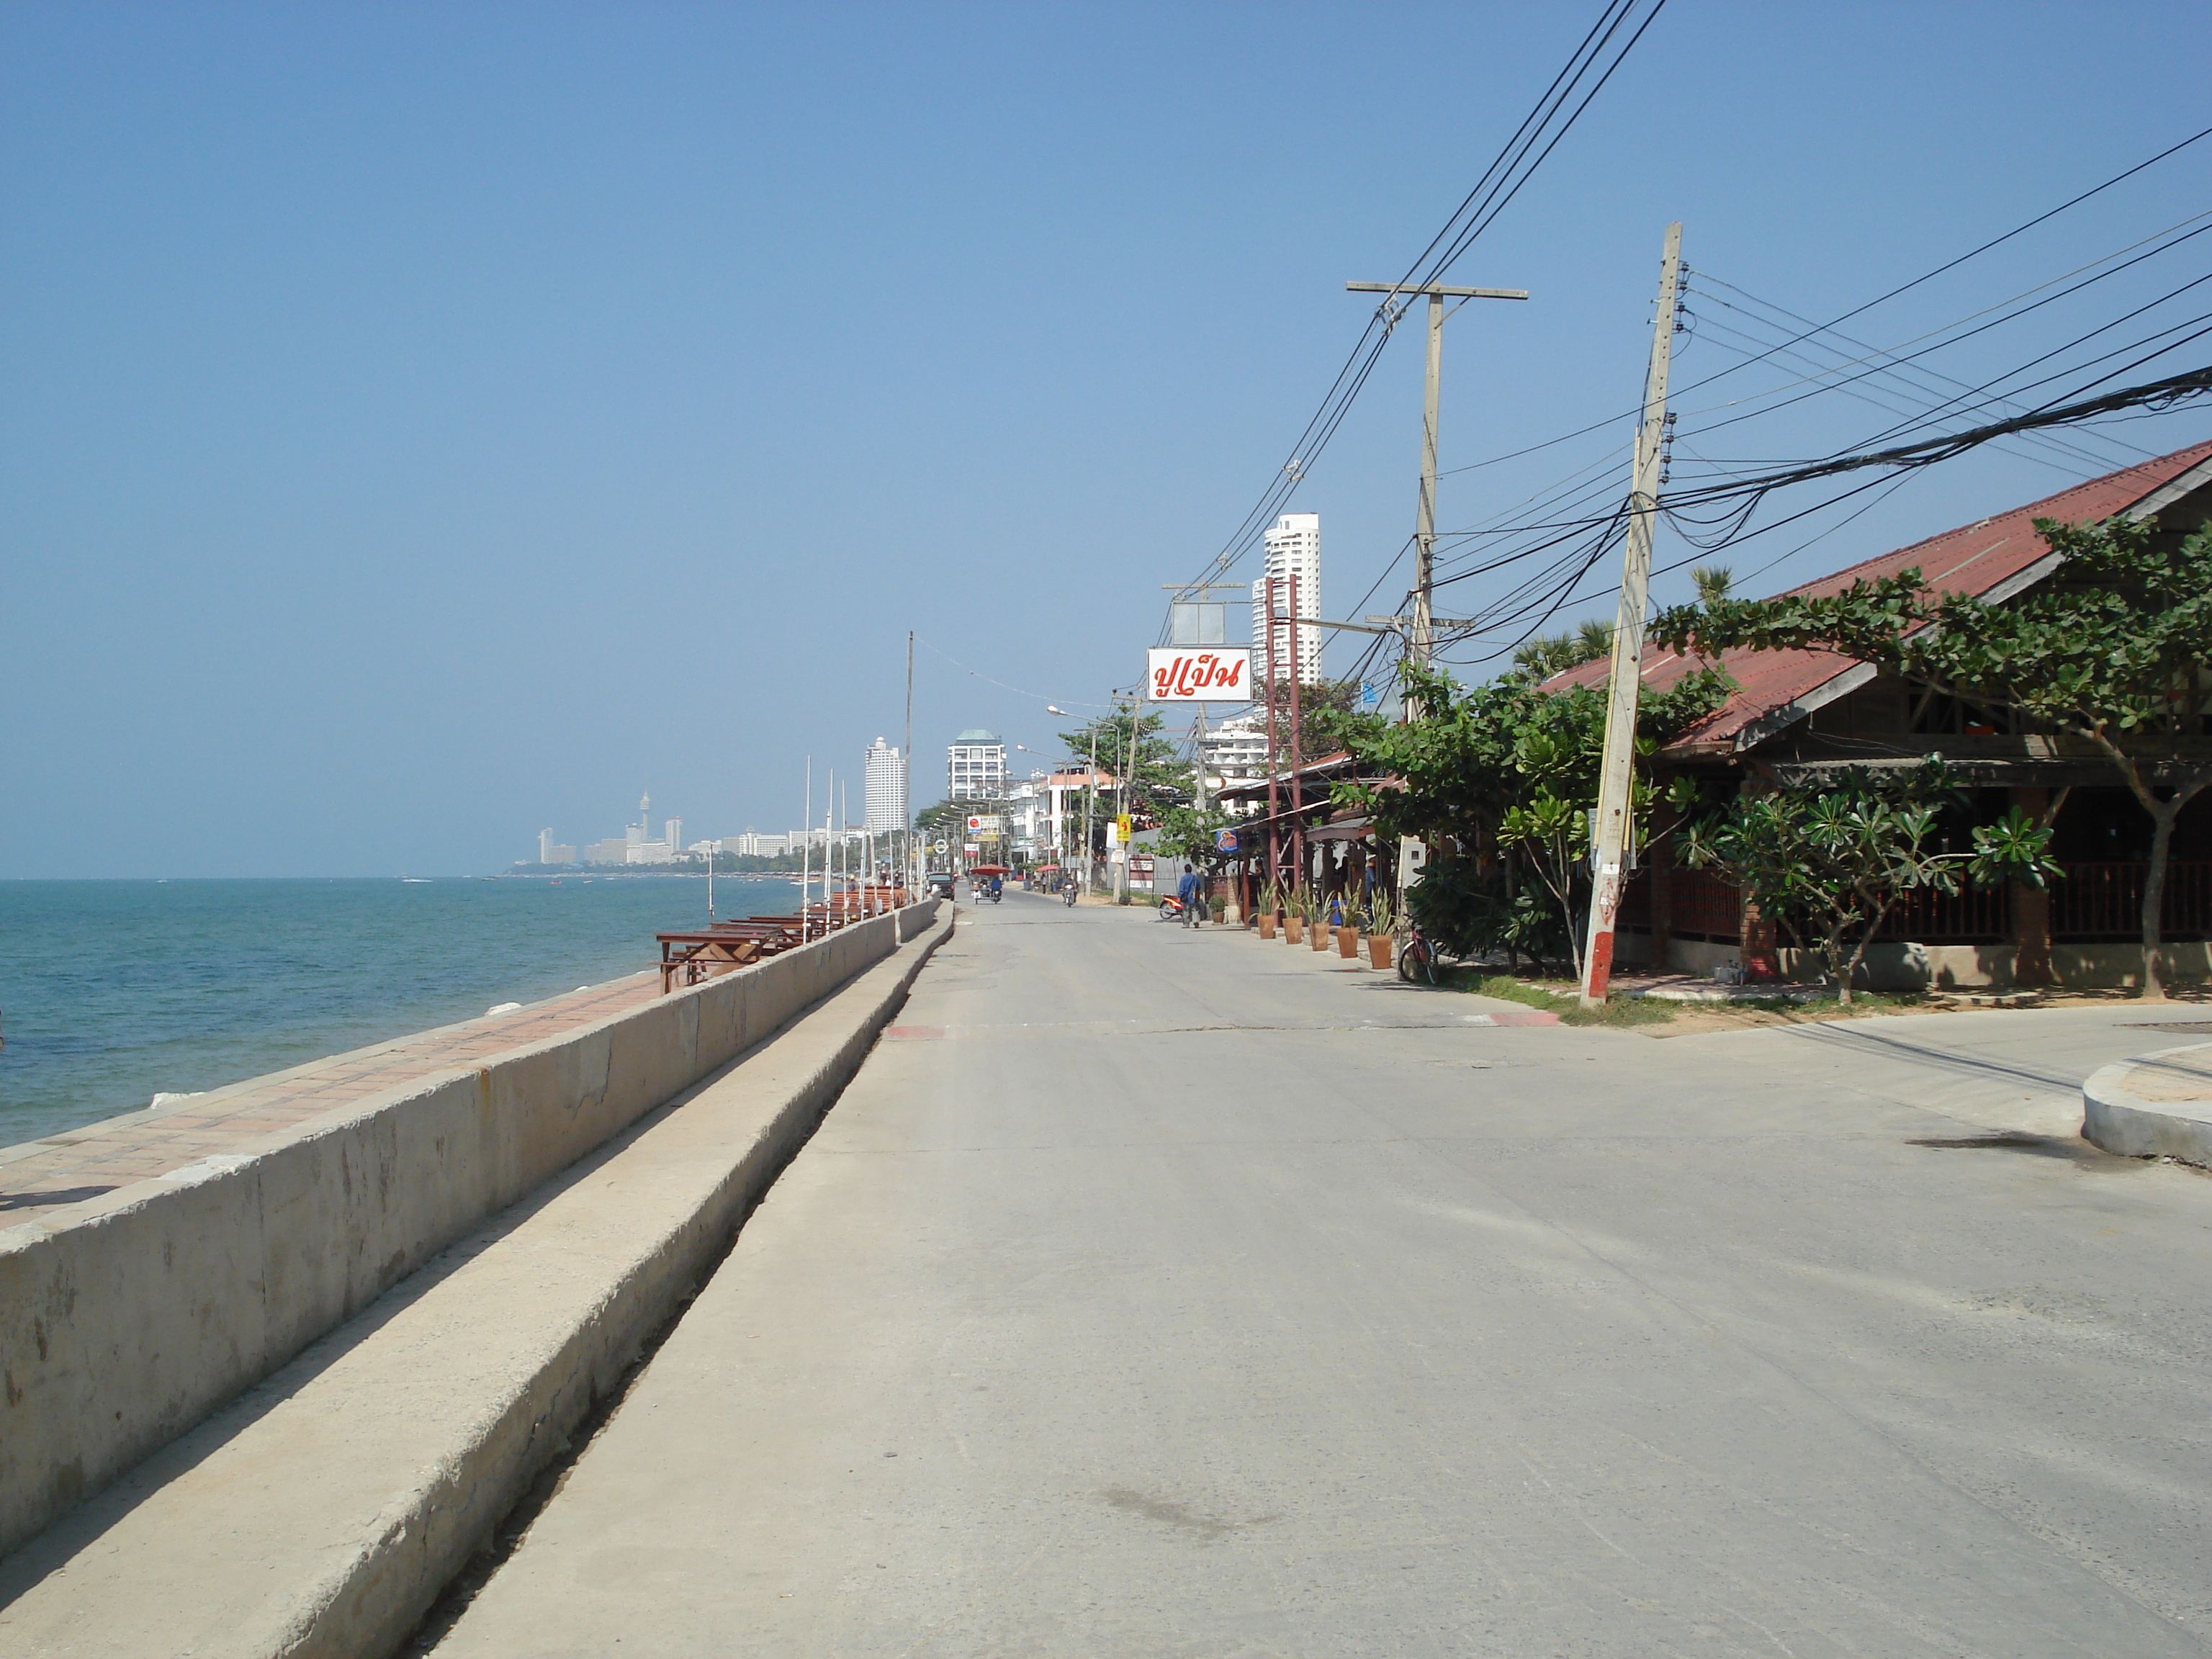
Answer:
top-left (1146, 647), bottom-right (1250, 702)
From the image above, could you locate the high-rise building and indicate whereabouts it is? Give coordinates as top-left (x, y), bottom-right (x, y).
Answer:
top-left (1251, 512), bottom-right (1322, 684)
top-left (865, 737), bottom-right (907, 833)
top-left (664, 817), bottom-right (683, 853)
top-left (948, 729), bottom-right (1007, 801)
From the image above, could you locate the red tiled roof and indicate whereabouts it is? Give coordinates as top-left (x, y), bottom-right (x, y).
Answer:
top-left (1544, 440), bottom-right (2212, 752)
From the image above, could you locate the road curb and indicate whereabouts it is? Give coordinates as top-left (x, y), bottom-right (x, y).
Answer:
top-left (2081, 1040), bottom-right (2212, 1168)
top-left (0, 914), bottom-right (956, 1659)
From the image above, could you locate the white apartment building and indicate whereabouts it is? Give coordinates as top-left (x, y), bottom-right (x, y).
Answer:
top-left (1251, 512), bottom-right (1322, 684)
top-left (1200, 709), bottom-right (1272, 783)
top-left (865, 737), bottom-right (907, 833)
top-left (1004, 774), bottom-right (1049, 860)
top-left (948, 729), bottom-right (1007, 800)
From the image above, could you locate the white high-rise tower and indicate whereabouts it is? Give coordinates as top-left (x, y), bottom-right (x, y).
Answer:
top-left (1251, 512), bottom-right (1322, 684)
top-left (865, 737), bottom-right (906, 833)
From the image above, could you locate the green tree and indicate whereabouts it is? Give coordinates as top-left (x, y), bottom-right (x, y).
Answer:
top-left (1058, 705), bottom-right (1184, 801)
top-left (1246, 675), bottom-right (1390, 763)
top-left (1655, 515), bottom-right (2212, 998)
top-left (1336, 660), bottom-right (1732, 974)
top-left (1151, 801), bottom-right (1234, 865)
top-left (1678, 763), bottom-right (2058, 1004)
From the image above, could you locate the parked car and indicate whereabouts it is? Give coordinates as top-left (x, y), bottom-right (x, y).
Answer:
top-left (926, 871), bottom-right (956, 899)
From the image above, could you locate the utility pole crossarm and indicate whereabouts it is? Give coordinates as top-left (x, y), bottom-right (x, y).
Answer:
top-left (1345, 282), bottom-right (1530, 300)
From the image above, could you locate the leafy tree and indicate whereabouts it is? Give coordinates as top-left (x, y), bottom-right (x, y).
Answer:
top-left (1336, 660), bottom-right (1732, 974)
top-left (913, 798), bottom-right (968, 839)
top-left (1057, 706), bottom-right (1185, 802)
top-left (1245, 675), bottom-right (1389, 765)
top-left (1151, 801), bottom-right (1235, 864)
top-left (1678, 763), bottom-right (2058, 1004)
top-left (1509, 626), bottom-right (1609, 683)
top-left (1655, 515), bottom-right (2212, 997)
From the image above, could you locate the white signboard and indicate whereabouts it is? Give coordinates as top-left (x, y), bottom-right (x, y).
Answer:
top-left (1146, 647), bottom-right (1250, 702)
top-left (966, 814), bottom-right (1003, 833)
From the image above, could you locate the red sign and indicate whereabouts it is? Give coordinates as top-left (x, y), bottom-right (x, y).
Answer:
top-left (1146, 647), bottom-right (1250, 702)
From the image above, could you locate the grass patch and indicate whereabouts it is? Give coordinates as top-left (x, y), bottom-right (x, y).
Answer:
top-left (1462, 973), bottom-right (1677, 1028)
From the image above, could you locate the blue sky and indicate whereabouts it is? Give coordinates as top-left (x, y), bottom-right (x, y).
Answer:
top-left (4, 1), bottom-right (2208, 876)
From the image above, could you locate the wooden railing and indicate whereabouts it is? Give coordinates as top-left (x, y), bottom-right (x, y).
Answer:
top-left (1869, 881), bottom-right (2010, 943)
top-left (2049, 860), bottom-right (2212, 940)
top-left (1668, 868), bottom-right (1743, 943)
top-left (1586, 860), bottom-right (2212, 949)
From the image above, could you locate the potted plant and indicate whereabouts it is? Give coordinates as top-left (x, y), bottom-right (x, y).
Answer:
top-left (1362, 894), bottom-right (1398, 971)
top-left (1308, 891), bottom-right (1331, 951)
top-left (1283, 886), bottom-right (1305, 944)
top-left (1335, 900), bottom-right (1361, 959)
top-left (1256, 880), bottom-right (1280, 940)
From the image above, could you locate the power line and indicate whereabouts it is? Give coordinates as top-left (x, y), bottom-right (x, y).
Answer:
top-left (1163, 0), bottom-right (1668, 618)
top-left (1428, 130), bottom-right (2212, 482)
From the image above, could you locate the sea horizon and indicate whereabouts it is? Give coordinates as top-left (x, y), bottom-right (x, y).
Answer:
top-left (0, 874), bottom-right (808, 1150)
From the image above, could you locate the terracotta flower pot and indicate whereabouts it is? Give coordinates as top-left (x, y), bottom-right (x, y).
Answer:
top-left (1364, 935), bottom-right (1392, 971)
top-left (1310, 923), bottom-right (1329, 951)
top-left (1285, 916), bottom-right (1304, 944)
top-left (1257, 914), bottom-right (1276, 940)
top-left (1336, 926), bottom-right (1359, 958)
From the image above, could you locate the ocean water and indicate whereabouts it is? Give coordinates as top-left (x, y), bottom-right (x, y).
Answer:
top-left (0, 875), bottom-right (804, 1148)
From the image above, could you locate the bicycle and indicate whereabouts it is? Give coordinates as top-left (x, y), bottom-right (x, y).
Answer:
top-left (1395, 920), bottom-right (1441, 986)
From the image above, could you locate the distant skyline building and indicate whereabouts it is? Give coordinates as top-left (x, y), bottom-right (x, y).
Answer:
top-left (664, 817), bottom-right (683, 853)
top-left (948, 729), bottom-right (1007, 801)
top-left (865, 737), bottom-right (907, 833)
top-left (1252, 511), bottom-right (1322, 684)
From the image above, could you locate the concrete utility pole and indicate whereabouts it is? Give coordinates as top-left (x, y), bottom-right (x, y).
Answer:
top-left (1581, 222), bottom-right (1683, 1008)
top-left (1344, 282), bottom-right (1527, 681)
top-left (1263, 579), bottom-right (1282, 905)
top-left (1346, 279), bottom-right (1527, 903)
top-left (904, 632), bottom-right (915, 896)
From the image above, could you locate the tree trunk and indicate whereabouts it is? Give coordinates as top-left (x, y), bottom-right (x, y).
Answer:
top-left (1835, 896), bottom-right (1899, 1007)
top-left (1824, 920), bottom-right (1856, 1005)
top-left (2140, 804), bottom-right (2177, 1001)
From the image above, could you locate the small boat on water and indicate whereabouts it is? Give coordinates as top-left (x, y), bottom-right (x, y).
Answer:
top-left (400, 876), bottom-right (432, 884)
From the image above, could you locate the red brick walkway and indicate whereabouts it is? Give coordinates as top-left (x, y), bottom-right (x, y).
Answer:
top-left (0, 975), bottom-right (664, 1231)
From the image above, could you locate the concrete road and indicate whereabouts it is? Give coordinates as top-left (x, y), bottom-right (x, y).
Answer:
top-left (431, 894), bottom-right (2212, 1657)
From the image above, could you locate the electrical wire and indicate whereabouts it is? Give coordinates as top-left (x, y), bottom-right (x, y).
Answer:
top-left (1429, 135), bottom-right (2212, 482)
top-left (1159, 0), bottom-right (1669, 629)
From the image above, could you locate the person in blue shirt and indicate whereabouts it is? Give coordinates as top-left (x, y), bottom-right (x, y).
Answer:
top-left (1176, 866), bottom-right (1203, 927)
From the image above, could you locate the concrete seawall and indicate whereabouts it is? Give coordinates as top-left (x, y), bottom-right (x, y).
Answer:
top-left (0, 899), bottom-right (940, 1560)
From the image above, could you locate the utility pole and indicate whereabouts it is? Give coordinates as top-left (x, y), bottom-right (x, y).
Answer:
top-left (1344, 282), bottom-right (1527, 685)
top-left (904, 631), bottom-right (915, 898)
top-left (1581, 222), bottom-right (1683, 1007)
top-left (1286, 574), bottom-right (1305, 902)
top-left (1263, 577), bottom-right (1281, 903)
top-left (1346, 280), bottom-right (1527, 906)
top-left (1114, 701), bottom-right (1132, 905)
